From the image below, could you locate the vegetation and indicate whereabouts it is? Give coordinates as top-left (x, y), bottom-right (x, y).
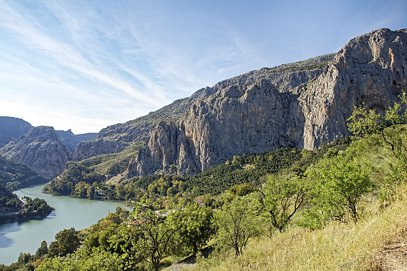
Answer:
top-left (43, 143), bottom-right (143, 200)
top-left (4, 91), bottom-right (407, 270)
top-left (0, 155), bottom-right (46, 191)
top-left (260, 172), bottom-right (307, 232)
top-left (215, 194), bottom-right (261, 256)
top-left (0, 184), bottom-right (54, 224)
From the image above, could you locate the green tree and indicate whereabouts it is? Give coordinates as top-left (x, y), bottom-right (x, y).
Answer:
top-left (49, 228), bottom-right (81, 257)
top-left (36, 249), bottom-right (122, 271)
top-left (133, 204), bottom-right (180, 271)
top-left (347, 105), bottom-right (383, 138)
top-left (17, 252), bottom-right (32, 265)
top-left (168, 203), bottom-right (214, 256)
top-left (305, 155), bottom-right (373, 225)
top-left (261, 173), bottom-right (307, 232)
top-left (215, 195), bottom-right (261, 256)
top-left (35, 240), bottom-right (48, 258)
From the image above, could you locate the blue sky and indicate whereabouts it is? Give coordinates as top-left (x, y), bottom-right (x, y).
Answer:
top-left (0, 0), bottom-right (406, 134)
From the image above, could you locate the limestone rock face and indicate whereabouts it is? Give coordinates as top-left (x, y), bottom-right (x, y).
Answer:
top-left (74, 87), bottom-right (215, 161)
top-left (0, 126), bottom-right (71, 179)
top-left (300, 28), bottom-right (407, 148)
top-left (128, 28), bottom-right (407, 176)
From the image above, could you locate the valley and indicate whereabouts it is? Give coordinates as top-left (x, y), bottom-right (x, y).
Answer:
top-left (0, 27), bottom-right (406, 270)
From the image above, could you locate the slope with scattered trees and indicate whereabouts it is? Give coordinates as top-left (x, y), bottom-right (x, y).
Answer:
top-left (3, 92), bottom-right (407, 271)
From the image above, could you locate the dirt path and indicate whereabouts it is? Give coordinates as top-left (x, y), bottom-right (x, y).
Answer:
top-left (372, 229), bottom-right (407, 271)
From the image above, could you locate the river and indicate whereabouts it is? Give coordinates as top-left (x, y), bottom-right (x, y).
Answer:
top-left (0, 184), bottom-right (125, 265)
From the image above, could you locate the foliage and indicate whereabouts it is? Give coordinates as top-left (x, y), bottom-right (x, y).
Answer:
top-left (132, 204), bottom-right (180, 271)
top-left (35, 241), bottom-right (48, 258)
top-left (192, 184), bottom-right (407, 271)
top-left (261, 172), bottom-right (308, 232)
top-left (215, 195), bottom-right (262, 256)
top-left (168, 202), bottom-right (215, 256)
top-left (36, 249), bottom-right (122, 271)
top-left (1, 184), bottom-right (53, 224)
top-left (0, 184), bottom-right (22, 212)
top-left (187, 148), bottom-right (303, 196)
top-left (48, 228), bottom-right (81, 257)
top-left (18, 197), bottom-right (54, 218)
top-left (347, 106), bottom-right (383, 138)
top-left (304, 155), bottom-right (373, 227)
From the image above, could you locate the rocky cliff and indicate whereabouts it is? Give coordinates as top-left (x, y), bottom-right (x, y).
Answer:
top-left (0, 116), bottom-right (32, 147)
top-left (0, 155), bottom-right (46, 190)
top-left (127, 28), bottom-right (407, 176)
top-left (0, 126), bottom-right (71, 179)
top-left (73, 87), bottom-right (216, 160)
top-left (56, 129), bottom-right (97, 153)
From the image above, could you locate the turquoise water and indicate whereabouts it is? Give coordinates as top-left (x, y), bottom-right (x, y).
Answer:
top-left (0, 184), bottom-right (124, 265)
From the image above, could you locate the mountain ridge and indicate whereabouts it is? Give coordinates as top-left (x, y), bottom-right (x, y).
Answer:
top-left (127, 28), bottom-right (407, 176)
top-left (73, 53), bottom-right (335, 161)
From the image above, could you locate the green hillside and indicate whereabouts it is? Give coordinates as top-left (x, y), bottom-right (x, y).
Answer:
top-left (4, 96), bottom-right (407, 271)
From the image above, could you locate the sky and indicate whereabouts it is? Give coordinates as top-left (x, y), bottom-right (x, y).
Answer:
top-left (0, 0), bottom-right (406, 134)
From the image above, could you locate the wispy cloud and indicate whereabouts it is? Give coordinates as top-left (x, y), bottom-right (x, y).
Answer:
top-left (0, 2), bottom-right (169, 106)
top-left (1, 0), bottom-right (405, 133)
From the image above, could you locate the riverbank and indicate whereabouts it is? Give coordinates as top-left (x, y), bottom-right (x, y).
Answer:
top-left (0, 184), bottom-right (124, 265)
top-left (0, 185), bottom-right (54, 225)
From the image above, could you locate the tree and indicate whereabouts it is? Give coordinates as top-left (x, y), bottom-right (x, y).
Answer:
top-left (132, 205), bottom-right (180, 271)
top-left (49, 228), bottom-right (81, 257)
top-left (347, 93), bottom-right (407, 202)
top-left (36, 249), bottom-right (122, 271)
top-left (17, 252), bottom-right (32, 265)
top-left (168, 203), bottom-right (214, 256)
top-left (261, 173), bottom-right (307, 232)
top-left (215, 195), bottom-right (261, 256)
top-left (305, 155), bottom-right (373, 225)
top-left (347, 105), bottom-right (383, 138)
top-left (35, 240), bottom-right (48, 258)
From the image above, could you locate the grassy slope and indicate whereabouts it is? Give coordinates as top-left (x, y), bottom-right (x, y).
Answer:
top-left (189, 130), bottom-right (407, 271)
top-left (191, 193), bottom-right (407, 271)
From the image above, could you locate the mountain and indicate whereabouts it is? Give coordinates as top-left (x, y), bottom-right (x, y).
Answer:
top-left (56, 129), bottom-right (97, 153)
top-left (0, 126), bottom-right (71, 179)
top-left (0, 116), bottom-right (32, 147)
top-left (125, 28), bottom-right (407, 176)
top-left (74, 87), bottom-right (216, 160)
top-left (0, 155), bottom-right (46, 190)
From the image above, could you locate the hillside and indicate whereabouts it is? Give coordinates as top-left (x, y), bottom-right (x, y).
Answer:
top-left (55, 129), bottom-right (97, 153)
top-left (0, 155), bottom-right (47, 190)
top-left (0, 184), bottom-right (54, 224)
top-left (73, 54), bottom-right (334, 161)
top-left (129, 28), bottom-right (407, 176)
top-left (44, 28), bottom-right (407, 200)
top-left (0, 126), bottom-right (71, 179)
top-left (0, 117), bottom-right (32, 148)
top-left (8, 93), bottom-right (407, 271)
top-left (0, 119), bottom-right (97, 181)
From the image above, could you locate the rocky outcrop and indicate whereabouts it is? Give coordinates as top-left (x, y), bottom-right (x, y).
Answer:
top-left (300, 28), bottom-right (407, 148)
top-left (56, 129), bottom-right (97, 153)
top-left (128, 28), bottom-right (407, 176)
top-left (0, 117), bottom-right (32, 147)
top-left (0, 126), bottom-right (71, 179)
top-left (0, 155), bottom-right (47, 190)
top-left (73, 87), bottom-right (216, 160)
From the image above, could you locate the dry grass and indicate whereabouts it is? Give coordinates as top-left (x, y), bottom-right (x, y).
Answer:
top-left (189, 185), bottom-right (407, 271)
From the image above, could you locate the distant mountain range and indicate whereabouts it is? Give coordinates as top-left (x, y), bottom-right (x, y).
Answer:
top-left (0, 28), bottom-right (406, 189)
top-left (0, 117), bottom-right (96, 181)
